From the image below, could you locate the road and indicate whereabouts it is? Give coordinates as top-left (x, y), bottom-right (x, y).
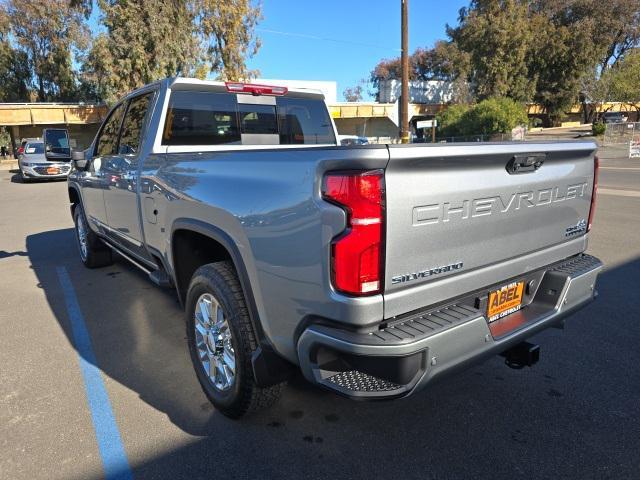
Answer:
top-left (1, 147), bottom-right (639, 480)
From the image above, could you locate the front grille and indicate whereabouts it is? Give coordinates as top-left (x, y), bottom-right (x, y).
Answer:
top-left (33, 165), bottom-right (70, 175)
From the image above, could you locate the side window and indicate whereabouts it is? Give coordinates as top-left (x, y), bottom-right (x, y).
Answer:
top-left (162, 91), bottom-right (240, 145)
top-left (96, 103), bottom-right (126, 157)
top-left (119, 93), bottom-right (153, 155)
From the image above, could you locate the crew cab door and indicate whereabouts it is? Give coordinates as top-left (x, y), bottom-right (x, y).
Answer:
top-left (80, 102), bottom-right (126, 227)
top-left (101, 91), bottom-right (154, 261)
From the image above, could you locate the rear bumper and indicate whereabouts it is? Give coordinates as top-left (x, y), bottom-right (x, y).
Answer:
top-left (297, 254), bottom-right (603, 399)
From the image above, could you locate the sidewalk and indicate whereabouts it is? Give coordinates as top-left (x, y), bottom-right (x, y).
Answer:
top-left (0, 159), bottom-right (18, 171)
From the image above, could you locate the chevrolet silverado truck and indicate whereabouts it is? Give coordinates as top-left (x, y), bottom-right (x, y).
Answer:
top-left (67, 78), bottom-right (602, 418)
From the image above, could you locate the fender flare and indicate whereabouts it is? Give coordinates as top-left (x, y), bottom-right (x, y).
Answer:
top-left (170, 218), bottom-right (293, 386)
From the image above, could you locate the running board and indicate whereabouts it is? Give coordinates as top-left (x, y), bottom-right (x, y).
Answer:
top-left (148, 269), bottom-right (173, 288)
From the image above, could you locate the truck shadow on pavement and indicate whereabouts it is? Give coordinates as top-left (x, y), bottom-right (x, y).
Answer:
top-left (27, 228), bottom-right (640, 480)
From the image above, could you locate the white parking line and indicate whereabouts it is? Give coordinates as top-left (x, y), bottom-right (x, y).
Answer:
top-left (598, 188), bottom-right (640, 198)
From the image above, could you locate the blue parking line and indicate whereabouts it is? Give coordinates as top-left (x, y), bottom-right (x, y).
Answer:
top-left (56, 267), bottom-right (133, 480)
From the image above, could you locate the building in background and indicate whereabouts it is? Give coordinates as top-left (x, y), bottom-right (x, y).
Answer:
top-left (377, 79), bottom-right (454, 104)
top-left (0, 103), bottom-right (108, 156)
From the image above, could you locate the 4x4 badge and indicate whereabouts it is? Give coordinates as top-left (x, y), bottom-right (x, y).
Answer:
top-left (565, 219), bottom-right (587, 237)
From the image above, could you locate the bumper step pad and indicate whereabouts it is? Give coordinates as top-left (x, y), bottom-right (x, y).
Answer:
top-left (326, 370), bottom-right (402, 393)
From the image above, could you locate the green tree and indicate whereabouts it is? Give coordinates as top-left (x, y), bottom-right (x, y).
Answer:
top-left (5, 0), bottom-right (89, 101)
top-left (449, 0), bottom-right (535, 102)
top-left (528, 13), bottom-right (596, 125)
top-left (606, 49), bottom-right (640, 114)
top-left (0, 6), bottom-right (30, 101)
top-left (531, 0), bottom-right (639, 124)
top-left (82, 0), bottom-right (261, 104)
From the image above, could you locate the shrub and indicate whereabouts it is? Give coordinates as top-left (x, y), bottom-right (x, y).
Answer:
top-left (592, 122), bottom-right (606, 136)
top-left (436, 104), bottom-right (471, 138)
top-left (436, 97), bottom-right (528, 139)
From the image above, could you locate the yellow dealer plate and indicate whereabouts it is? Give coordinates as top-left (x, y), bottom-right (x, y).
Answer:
top-left (487, 281), bottom-right (525, 322)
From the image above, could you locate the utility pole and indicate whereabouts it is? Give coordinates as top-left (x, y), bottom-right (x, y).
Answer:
top-left (400, 0), bottom-right (410, 143)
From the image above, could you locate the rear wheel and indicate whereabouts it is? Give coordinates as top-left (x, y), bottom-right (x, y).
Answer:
top-left (186, 261), bottom-right (284, 418)
top-left (73, 204), bottom-right (113, 268)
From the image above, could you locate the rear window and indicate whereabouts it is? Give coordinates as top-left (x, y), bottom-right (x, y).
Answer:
top-left (162, 91), bottom-right (335, 146)
top-left (25, 143), bottom-right (45, 154)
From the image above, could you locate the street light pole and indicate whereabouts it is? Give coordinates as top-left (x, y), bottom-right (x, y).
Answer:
top-left (400, 0), bottom-right (410, 143)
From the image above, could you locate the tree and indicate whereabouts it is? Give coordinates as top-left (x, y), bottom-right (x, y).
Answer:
top-left (197, 0), bottom-right (261, 82)
top-left (537, 0), bottom-right (640, 72)
top-left (5, 0), bottom-right (89, 101)
top-left (370, 0), bottom-right (640, 124)
top-left (370, 41), bottom-right (470, 102)
top-left (343, 84), bottom-right (363, 102)
top-left (528, 12), bottom-right (597, 125)
top-left (0, 5), bottom-right (30, 101)
top-left (449, 0), bottom-right (535, 102)
top-left (532, 0), bottom-right (639, 124)
top-left (82, 0), bottom-right (261, 104)
top-left (607, 48), bottom-right (640, 113)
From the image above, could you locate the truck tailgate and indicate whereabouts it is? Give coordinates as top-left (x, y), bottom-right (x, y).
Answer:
top-left (383, 142), bottom-right (597, 318)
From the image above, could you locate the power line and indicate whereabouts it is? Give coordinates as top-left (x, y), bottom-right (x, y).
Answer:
top-left (256, 27), bottom-right (401, 53)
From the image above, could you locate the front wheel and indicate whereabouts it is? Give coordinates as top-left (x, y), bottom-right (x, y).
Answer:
top-left (186, 261), bottom-right (284, 418)
top-left (73, 204), bottom-right (113, 268)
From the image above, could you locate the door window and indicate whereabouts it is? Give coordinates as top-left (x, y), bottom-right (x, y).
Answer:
top-left (119, 93), bottom-right (153, 155)
top-left (162, 91), bottom-right (240, 145)
top-left (96, 103), bottom-right (126, 157)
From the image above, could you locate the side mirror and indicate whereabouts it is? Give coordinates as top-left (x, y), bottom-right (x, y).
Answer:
top-left (42, 128), bottom-right (71, 161)
top-left (71, 150), bottom-right (88, 170)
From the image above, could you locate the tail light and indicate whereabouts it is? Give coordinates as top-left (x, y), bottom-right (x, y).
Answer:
top-left (587, 155), bottom-right (599, 232)
top-left (17, 146), bottom-right (24, 154)
top-left (225, 82), bottom-right (288, 96)
top-left (322, 170), bottom-right (385, 295)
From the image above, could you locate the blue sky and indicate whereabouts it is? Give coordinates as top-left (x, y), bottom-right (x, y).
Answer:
top-left (89, 1), bottom-right (468, 100)
top-left (248, 1), bottom-right (467, 100)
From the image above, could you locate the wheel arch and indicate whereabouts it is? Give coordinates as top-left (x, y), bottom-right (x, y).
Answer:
top-left (68, 184), bottom-right (81, 214)
top-left (170, 218), bottom-right (294, 386)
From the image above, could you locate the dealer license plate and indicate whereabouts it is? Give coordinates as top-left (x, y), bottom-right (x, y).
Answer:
top-left (487, 281), bottom-right (525, 322)
top-left (47, 166), bottom-right (59, 175)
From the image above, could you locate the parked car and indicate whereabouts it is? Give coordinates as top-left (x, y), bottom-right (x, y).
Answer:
top-left (339, 135), bottom-right (369, 146)
top-left (602, 112), bottom-right (628, 124)
top-left (67, 78), bottom-right (602, 418)
top-left (18, 139), bottom-right (71, 182)
top-left (17, 137), bottom-right (39, 156)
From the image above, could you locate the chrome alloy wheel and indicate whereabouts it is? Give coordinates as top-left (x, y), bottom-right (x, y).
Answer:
top-left (194, 293), bottom-right (236, 391)
top-left (76, 212), bottom-right (89, 261)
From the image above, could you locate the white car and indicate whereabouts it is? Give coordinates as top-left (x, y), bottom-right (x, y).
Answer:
top-left (338, 135), bottom-right (369, 146)
top-left (18, 140), bottom-right (71, 182)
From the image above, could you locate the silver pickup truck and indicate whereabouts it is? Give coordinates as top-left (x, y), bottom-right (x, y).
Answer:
top-left (67, 78), bottom-right (602, 418)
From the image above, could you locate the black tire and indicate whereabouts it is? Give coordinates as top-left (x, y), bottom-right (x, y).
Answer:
top-left (73, 204), bottom-right (113, 268)
top-left (186, 261), bottom-right (284, 418)
top-left (19, 170), bottom-right (30, 183)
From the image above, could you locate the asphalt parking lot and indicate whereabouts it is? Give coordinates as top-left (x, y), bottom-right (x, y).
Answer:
top-left (1, 146), bottom-right (639, 480)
